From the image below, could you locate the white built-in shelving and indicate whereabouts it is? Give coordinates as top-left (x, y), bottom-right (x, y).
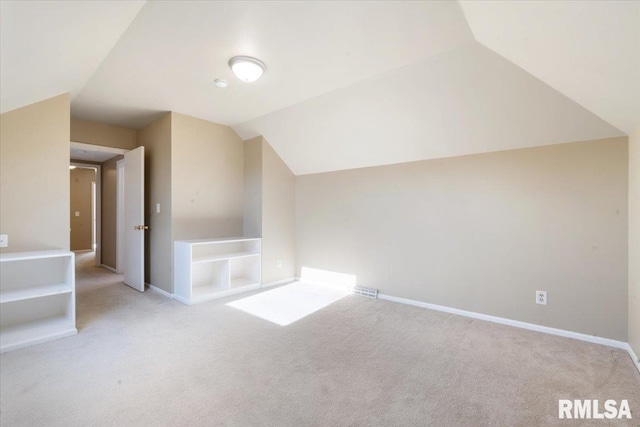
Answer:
top-left (174, 238), bottom-right (261, 305)
top-left (0, 250), bottom-right (77, 353)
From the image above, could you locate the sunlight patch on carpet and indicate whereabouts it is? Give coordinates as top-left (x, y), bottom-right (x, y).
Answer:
top-left (227, 281), bottom-right (350, 326)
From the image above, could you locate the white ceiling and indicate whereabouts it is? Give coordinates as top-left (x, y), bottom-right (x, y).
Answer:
top-left (460, 0), bottom-right (640, 135)
top-left (0, 0), bottom-right (145, 114)
top-left (69, 1), bottom-right (473, 128)
top-left (236, 42), bottom-right (623, 175)
top-left (1, 1), bottom-right (638, 175)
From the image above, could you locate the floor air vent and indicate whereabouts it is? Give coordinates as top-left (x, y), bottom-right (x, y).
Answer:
top-left (352, 286), bottom-right (378, 299)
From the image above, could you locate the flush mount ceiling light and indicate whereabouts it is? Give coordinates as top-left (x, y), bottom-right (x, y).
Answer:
top-left (228, 56), bottom-right (266, 82)
top-left (214, 79), bottom-right (228, 88)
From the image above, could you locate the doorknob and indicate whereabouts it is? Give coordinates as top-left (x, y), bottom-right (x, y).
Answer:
top-left (134, 225), bottom-right (149, 230)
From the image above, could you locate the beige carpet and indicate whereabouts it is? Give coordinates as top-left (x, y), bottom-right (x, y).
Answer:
top-left (1, 252), bottom-right (638, 426)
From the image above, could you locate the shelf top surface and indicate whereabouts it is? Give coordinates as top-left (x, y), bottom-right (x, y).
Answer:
top-left (0, 249), bottom-right (74, 262)
top-left (175, 237), bottom-right (261, 245)
top-left (0, 283), bottom-right (73, 304)
top-left (192, 251), bottom-right (260, 263)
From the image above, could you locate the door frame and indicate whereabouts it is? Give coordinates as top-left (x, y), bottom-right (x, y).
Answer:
top-left (71, 141), bottom-right (129, 270)
top-left (116, 159), bottom-right (125, 274)
top-left (70, 161), bottom-right (101, 265)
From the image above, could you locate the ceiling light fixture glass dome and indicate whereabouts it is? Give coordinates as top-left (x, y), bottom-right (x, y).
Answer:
top-left (229, 56), bottom-right (266, 82)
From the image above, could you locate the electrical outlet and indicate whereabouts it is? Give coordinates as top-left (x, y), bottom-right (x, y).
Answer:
top-left (0, 234), bottom-right (7, 248)
top-left (75, 211), bottom-right (80, 217)
top-left (277, 260), bottom-right (283, 269)
top-left (536, 290), bottom-right (547, 305)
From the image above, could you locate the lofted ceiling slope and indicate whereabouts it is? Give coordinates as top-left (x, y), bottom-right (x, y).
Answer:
top-left (235, 42), bottom-right (623, 175)
top-left (0, 0), bottom-right (145, 114)
top-left (460, 0), bottom-right (640, 135)
top-left (69, 0), bottom-right (473, 128)
top-left (1, 1), bottom-right (637, 175)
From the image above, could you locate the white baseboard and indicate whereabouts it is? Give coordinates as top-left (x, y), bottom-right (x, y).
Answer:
top-left (261, 277), bottom-right (297, 289)
top-left (146, 283), bottom-right (173, 299)
top-left (378, 293), bottom-right (630, 352)
top-left (173, 294), bottom-right (190, 305)
top-left (625, 343), bottom-right (640, 374)
top-left (100, 264), bottom-right (118, 274)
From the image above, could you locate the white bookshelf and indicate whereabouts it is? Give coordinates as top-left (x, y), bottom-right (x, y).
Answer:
top-left (0, 250), bottom-right (77, 353)
top-left (174, 238), bottom-right (261, 305)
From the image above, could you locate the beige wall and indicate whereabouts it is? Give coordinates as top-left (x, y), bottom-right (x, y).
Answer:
top-left (70, 167), bottom-right (96, 251)
top-left (261, 138), bottom-right (296, 283)
top-left (243, 137), bottom-right (263, 238)
top-left (296, 137), bottom-right (629, 341)
top-left (0, 94), bottom-right (70, 252)
top-left (138, 114), bottom-right (172, 292)
top-left (171, 113), bottom-right (244, 240)
top-left (137, 112), bottom-right (246, 294)
top-left (243, 136), bottom-right (296, 284)
top-left (629, 126), bottom-right (640, 359)
top-left (71, 118), bottom-right (137, 150)
top-left (101, 155), bottom-right (124, 269)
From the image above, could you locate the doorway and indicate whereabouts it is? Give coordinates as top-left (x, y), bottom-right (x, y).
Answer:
top-left (70, 142), bottom-right (146, 292)
top-left (70, 163), bottom-right (98, 253)
top-left (70, 142), bottom-right (125, 273)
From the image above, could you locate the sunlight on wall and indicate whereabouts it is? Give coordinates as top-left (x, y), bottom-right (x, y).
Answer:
top-left (300, 266), bottom-right (357, 289)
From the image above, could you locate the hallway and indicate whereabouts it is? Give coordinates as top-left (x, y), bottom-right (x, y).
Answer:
top-left (75, 251), bottom-right (121, 292)
top-left (74, 251), bottom-right (162, 332)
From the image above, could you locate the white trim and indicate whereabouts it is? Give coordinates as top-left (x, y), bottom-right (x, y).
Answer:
top-left (100, 264), bottom-right (118, 274)
top-left (625, 343), bottom-right (640, 374)
top-left (1, 328), bottom-right (77, 354)
top-left (146, 283), bottom-right (173, 299)
top-left (116, 159), bottom-right (125, 274)
top-left (173, 294), bottom-right (190, 305)
top-left (261, 277), bottom-right (297, 289)
top-left (378, 293), bottom-right (629, 350)
top-left (71, 141), bottom-right (128, 156)
top-left (70, 162), bottom-right (101, 266)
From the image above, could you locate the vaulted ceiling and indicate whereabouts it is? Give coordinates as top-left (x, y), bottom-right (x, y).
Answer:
top-left (1, 1), bottom-right (638, 175)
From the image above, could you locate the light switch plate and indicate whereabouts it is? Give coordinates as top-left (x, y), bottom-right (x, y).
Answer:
top-left (0, 234), bottom-right (8, 248)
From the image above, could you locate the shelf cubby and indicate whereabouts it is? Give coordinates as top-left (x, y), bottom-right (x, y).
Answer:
top-left (174, 238), bottom-right (261, 305)
top-left (0, 250), bottom-right (76, 353)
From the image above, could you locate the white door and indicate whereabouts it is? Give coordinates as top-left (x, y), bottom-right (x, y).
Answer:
top-left (124, 146), bottom-right (145, 292)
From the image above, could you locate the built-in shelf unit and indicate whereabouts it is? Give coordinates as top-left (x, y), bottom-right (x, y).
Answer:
top-left (0, 250), bottom-right (77, 353)
top-left (174, 238), bottom-right (261, 305)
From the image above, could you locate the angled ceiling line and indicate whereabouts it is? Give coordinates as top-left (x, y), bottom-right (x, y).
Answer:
top-left (72, 1), bottom-right (149, 104)
top-left (462, 41), bottom-right (628, 136)
top-left (231, 39), bottom-right (479, 130)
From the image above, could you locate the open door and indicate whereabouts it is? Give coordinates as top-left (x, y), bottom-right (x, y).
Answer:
top-left (123, 146), bottom-right (145, 292)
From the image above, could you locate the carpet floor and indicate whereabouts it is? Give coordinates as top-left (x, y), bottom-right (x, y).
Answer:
top-left (1, 252), bottom-right (638, 426)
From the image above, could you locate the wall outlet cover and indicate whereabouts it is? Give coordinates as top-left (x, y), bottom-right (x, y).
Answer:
top-left (536, 290), bottom-right (547, 305)
top-left (0, 234), bottom-right (7, 248)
